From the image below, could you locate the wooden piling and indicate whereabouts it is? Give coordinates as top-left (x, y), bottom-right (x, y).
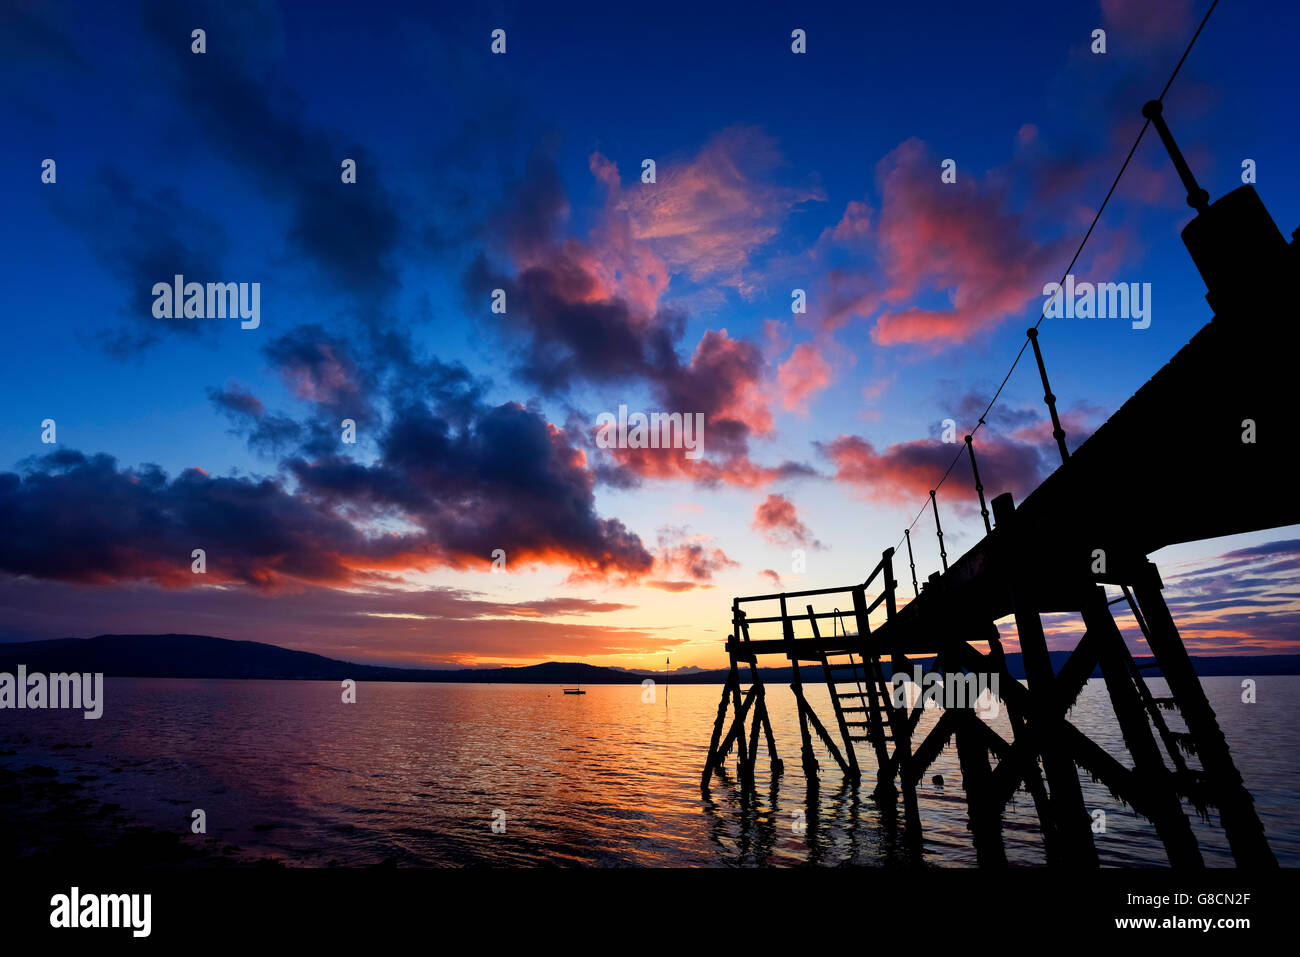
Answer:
top-left (1132, 564), bottom-right (1277, 867)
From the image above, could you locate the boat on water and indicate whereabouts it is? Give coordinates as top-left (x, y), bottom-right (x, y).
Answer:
top-left (562, 688), bottom-right (586, 695)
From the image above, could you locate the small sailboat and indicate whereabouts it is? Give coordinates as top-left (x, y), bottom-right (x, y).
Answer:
top-left (562, 687), bottom-right (586, 695)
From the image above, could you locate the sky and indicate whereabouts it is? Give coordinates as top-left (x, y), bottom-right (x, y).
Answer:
top-left (1, 0), bottom-right (1298, 670)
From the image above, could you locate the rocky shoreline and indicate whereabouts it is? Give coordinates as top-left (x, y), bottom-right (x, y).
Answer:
top-left (0, 743), bottom-right (275, 869)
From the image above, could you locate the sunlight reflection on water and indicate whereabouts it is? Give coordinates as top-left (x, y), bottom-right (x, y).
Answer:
top-left (2, 676), bottom-right (1295, 866)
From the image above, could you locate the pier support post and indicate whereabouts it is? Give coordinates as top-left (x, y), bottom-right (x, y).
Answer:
top-left (754, 678), bottom-right (783, 778)
top-left (981, 625), bottom-right (1060, 858)
top-left (729, 661), bottom-right (753, 787)
top-left (702, 666), bottom-right (740, 791)
top-left (993, 493), bottom-right (1098, 866)
top-left (790, 658), bottom-right (820, 784)
top-left (1132, 564), bottom-right (1277, 867)
top-left (1081, 587), bottom-right (1203, 867)
top-left (955, 709), bottom-right (1008, 867)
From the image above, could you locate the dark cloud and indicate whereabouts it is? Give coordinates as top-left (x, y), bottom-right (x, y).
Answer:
top-left (0, 1), bottom-right (87, 72)
top-left (288, 400), bottom-right (655, 580)
top-left (197, 323), bottom-right (666, 585)
top-left (0, 414), bottom-right (656, 588)
top-left (262, 324), bottom-right (376, 424)
top-left (138, 0), bottom-right (403, 300)
top-left (465, 251), bottom-right (686, 395)
top-left (464, 151), bottom-right (817, 488)
top-left (49, 167), bottom-right (229, 355)
top-left (208, 383), bottom-right (306, 458)
top-left (0, 449), bottom-right (414, 588)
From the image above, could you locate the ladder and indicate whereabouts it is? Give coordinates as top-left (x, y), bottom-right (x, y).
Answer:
top-left (810, 607), bottom-right (894, 775)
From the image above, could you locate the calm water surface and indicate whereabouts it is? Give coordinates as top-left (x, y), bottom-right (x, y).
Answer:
top-left (2, 676), bottom-right (1296, 866)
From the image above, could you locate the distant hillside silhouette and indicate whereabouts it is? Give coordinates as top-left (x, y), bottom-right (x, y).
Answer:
top-left (0, 634), bottom-right (648, 683)
top-left (0, 634), bottom-right (1296, 682)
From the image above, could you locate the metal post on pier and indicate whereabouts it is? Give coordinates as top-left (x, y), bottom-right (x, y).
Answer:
top-left (904, 529), bottom-right (919, 598)
top-left (1142, 100), bottom-right (1210, 212)
top-left (929, 489), bottom-right (948, 572)
top-left (1027, 327), bottom-right (1069, 465)
top-left (965, 434), bottom-right (992, 534)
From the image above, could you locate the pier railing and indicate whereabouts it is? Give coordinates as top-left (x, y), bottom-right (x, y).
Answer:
top-left (729, 549), bottom-right (899, 657)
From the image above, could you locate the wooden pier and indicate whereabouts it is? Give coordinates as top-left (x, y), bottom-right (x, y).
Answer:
top-left (701, 103), bottom-right (1297, 867)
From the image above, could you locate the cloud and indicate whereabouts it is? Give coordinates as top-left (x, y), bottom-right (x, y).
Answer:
top-left (1100, 0), bottom-right (1194, 44)
top-left (645, 527), bottom-right (738, 592)
top-left (467, 141), bottom-right (820, 488)
top-left (752, 494), bottom-right (822, 549)
top-left (138, 0), bottom-right (404, 300)
top-left (822, 200), bottom-right (873, 245)
top-left (463, 144), bottom-right (682, 393)
top-left (585, 329), bottom-right (820, 488)
top-left (287, 399), bottom-right (655, 583)
top-left (0, 0), bottom-right (88, 113)
top-left (594, 445), bottom-right (817, 490)
top-left (0, 577), bottom-right (668, 666)
top-left (262, 324), bottom-right (375, 423)
top-left (208, 383), bottom-right (305, 457)
top-left (869, 138), bottom-right (1072, 347)
top-left (819, 428), bottom-right (1049, 508)
top-left (594, 125), bottom-right (824, 290)
top-left (1, 393), bottom-right (657, 589)
top-left (1141, 535), bottom-right (1300, 656)
top-left (776, 342), bottom-right (833, 413)
top-left (48, 167), bottom-right (229, 355)
top-left (0, 449), bottom-right (419, 588)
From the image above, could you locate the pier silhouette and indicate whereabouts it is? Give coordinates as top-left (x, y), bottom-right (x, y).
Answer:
top-left (701, 100), bottom-right (1296, 868)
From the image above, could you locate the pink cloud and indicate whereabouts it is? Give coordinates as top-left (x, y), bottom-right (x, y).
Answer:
top-left (870, 138), bottom-right (1072, 347)
top-left (822, 200), bottom-right (872, 244)
top-left (647, 527), bottom-right (739, 591)
top-left (593, 126), bottom-right (824, 290)
top-left (819, 433), bottom-right (1047, 507)
top-left (752, 494), bottom-right (821, 548)
top-left (777, 342), bottom-right (833, 413)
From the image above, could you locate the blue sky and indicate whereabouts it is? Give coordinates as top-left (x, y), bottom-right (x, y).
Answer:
top-left (1, 0), bottom-right (1297, 667)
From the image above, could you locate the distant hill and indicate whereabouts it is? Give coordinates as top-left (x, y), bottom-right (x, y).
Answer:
top-left (0, 634), bottom-right (1296, 682)
top-left (0, 634), bottom-right (644, 684)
